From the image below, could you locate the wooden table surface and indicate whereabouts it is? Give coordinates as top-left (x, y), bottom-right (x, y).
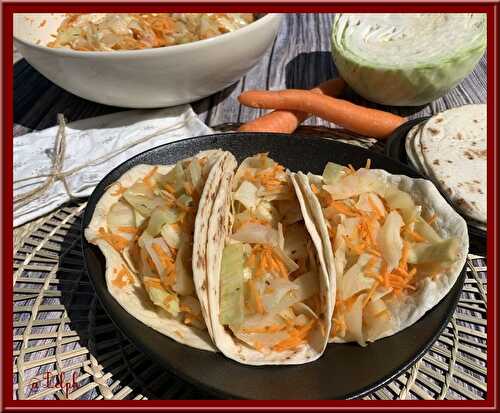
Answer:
top-left (13, 13), bottom-right (488, 401)
top-left (14, 13), bottom-right (486, 137)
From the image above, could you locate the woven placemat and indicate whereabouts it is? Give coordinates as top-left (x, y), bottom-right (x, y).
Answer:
top-left (12, 126), bottom-right (487, 400)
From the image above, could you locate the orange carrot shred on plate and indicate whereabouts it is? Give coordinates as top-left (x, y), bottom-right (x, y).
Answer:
top-left (406, 229), bottom-right (426, 242)
top-left (111, 183), bottom-right (127, 196)
top-left (427, 214), bottom-right (438, 225)
top-left (142, 166), bottom-right (158, 189)
top-left (163, 183), bottom-right (176, 194)
top-left (238, 78), bottom-right (345, 134)
top-left (367, 196), bottom-right (384, 219)
top-left (117, 226), bottom-right (138, 234)
top-left (238, 89), bottom-right (406, 139)
top-left (98, 227), bottom-right (129, 252)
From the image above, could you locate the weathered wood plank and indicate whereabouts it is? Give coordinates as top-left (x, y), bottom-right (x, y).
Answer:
top-left (14, 13), bottom-right (486, 137)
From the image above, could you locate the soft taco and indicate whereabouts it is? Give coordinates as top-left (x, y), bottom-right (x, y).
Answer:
top-left (85, 149), bottom-right (236, 351)
top-left (293, 161), bottom-right (468, 346)
top-left (202, 153), bottom-right (332, 365)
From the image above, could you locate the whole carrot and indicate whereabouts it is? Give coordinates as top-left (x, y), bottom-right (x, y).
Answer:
top-left (238, 90), bottom-right (406, 139)
top-left (238, 78), bottom-right (345, 134)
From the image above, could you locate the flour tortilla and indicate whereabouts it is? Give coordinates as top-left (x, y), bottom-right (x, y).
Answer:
top-left (419, 104), bottom-right (486, 224)
top-left (295, 169), bottom-right (469, 344)
top-left (405, 123), bottom-right (427, 174)
top-left (203, 163), bottom-right (332, 365)
top-left (85, 150), bottom-right (229, 351)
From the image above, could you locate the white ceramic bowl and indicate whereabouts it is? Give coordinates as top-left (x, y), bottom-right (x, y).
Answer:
top-left (14, 13), bottom-right (283, 108)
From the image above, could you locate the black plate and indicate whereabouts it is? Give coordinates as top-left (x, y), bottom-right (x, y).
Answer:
top-left (386, 118), bottom-right (486, 255)
top-left (82, 133), bottom-right (466, 400)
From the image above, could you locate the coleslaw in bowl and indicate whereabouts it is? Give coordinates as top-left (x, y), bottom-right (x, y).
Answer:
top-left (14, 13), bottom-right (282, 108)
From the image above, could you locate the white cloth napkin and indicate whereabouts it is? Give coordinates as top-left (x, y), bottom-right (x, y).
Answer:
top-left (14, 105), bottom-right (213, 227)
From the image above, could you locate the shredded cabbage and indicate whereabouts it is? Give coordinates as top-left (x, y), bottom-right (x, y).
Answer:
top-left (146, 207), bottom-right (180, 236)
top-left (174, 241), bottom-right (195, 296)
top-left (107, 200), bottom-right (136, 240)
top-left (322, 162), bottom-right (347, 185)
top-left (161, 224), bottom-right (181, 250)
top-left (123, 182), bottom-right (164, 217)
top-left (220, 244), bottom-right (246, 326)
top-left (231, 223), bottom-right (278, 245)
top-left (408, 238), bottom-right (459, 264)
top-left (342, 254), bottom-right (376, 299)
top-left (148, 287), bottom-right (180, 317)
top-left (377, 210), bottom-right (404, 272)
top-left (234, 180), bottom-right (259, 210)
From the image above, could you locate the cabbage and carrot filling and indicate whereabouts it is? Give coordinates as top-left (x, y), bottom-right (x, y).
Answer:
top-left (219, 154), bottom-right (323, 353)
top-left (313, 161), bottom-right (460, 345)
top-left (98, 156), bottom-right (216, 330)
top-left (48, 13), bottom-right (255, 51)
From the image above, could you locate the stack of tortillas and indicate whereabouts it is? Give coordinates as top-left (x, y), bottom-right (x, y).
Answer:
top-left (405, 104), bottom-right (486, 230)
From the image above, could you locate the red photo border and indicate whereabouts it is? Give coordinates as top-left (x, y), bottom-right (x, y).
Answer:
top-left (1, 2), bottom-right (498, 411)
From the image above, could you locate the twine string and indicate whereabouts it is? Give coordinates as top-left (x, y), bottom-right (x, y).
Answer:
top-left (13, 113), bottom-right (191, 212)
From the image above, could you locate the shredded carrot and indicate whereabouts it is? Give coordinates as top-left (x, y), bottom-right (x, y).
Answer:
top-left (117, 226), bottom-right (137, 234)
top-left (366, 247), bottom-right (382, 257)
top-left (261, 250), bottom-right (272, 272)
top-left (311, 184), bottom-right (319, 194)
top-left (329, 201), bottom-right (359, 217)
top-left (331, 320), bottom-right (340, 337)
top-left (427, 214), bottom-right (437, 225)
top-left (276, 258), bottom-right (289, 278)
top-left (183, 181), bottom-right (193, 196)
top-left (152, 243), bottom-right (176, 287)
top-left (111, 183), bottom-right (127, 196)
top-left (364, 256), bottom-right (379, 274)
top-left (380, 261), bottom-right (389, 288)
top-left (163, 183), bottom-right (176, 194)
top-left (143, 276), bottom-right (162, 287)
top-left (327, 224), bottom-right (336, 240)
top-left (367, 196), bottom-right (384, 219)
top-left (360, 218), bottom-right (376, 247)
top-left (362, 281), bottom-right (380, 308)
top-left (253, 341), bottom-right (264, 352)
top-left (406, 229), bottom-right (425, 242)
top-left (163, 294), bottom-right (176, 309)
top-left (374, 309), bottom-right (390, 319)
top-left (98, 227), bottom-right (129, 252)
top-left (407, 268), bottom-right (417, 280)
top-left (142, 166), bottom-right (158, 190)
top-left (248, 279), bottom-right (265, 314)
top-left (399, 241), bottom-right (410, 272)
top-left (394, 267), bottom-right (409, 278)
top-left (319, 320), bottom-right (326, 338)
top-left (272, 320), bottom-right (316, 352)
top-left (343, 235), bottom-right (365, 256)
top-left (176, 199), bottom-right (192, 212)
top-left (246, 252), bottom-right (256, 268)
top-left (242, 324), bottom-right (286, 334)
top-left (111, 265), bottom-right (134, 289)
top-left (145, 254), bottom-right (156, 271)
top-left (264, 286), bottom-right (275, 294)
